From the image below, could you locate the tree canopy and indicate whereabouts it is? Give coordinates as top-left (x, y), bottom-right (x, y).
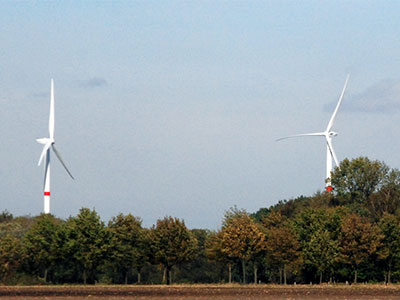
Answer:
top-left (150, 216), bottom-right (198, 285)
top-left (1, 156), bottom-right (400, 285)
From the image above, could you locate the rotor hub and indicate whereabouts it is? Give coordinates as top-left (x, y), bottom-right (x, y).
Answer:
top-left (328, 131), bottom-right (338, 137)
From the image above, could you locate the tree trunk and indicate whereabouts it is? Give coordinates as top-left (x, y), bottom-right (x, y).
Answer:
top-left (166, 266), bottom-right (171, 285)
top-left (162, 267), bottom-right (167, 284)
top-left (228, 263), bottom-right (232, 283)
top-left (319, 271), bottom-right (323, 284)
top-left (284, 264), bottom-right (287, 285)
top-left (279, 266), bottom-right (282, 285)
top-left (138, 272), bottom-right (141, 284)
top-left (124, 272), bottom-right (128, 285)
top-left (253, 264), bottom-right (258, 284)
top-left (387, 262), bottom-right (392, 284)
top-left (354, 269), bottom-right (358, 284)
top-left (241, 260), bottom-right (246, 284)
top-left (83, 270), bottom-right (87, 285)
top-left (44, 269), bottom-right (48, 283)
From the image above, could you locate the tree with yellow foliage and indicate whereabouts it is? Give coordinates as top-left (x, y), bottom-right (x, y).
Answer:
top-left (221, 208), bottom-right (265, 283)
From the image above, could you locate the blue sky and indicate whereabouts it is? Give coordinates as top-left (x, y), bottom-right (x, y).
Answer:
top-left (1, 1), bottom-right (400, 229)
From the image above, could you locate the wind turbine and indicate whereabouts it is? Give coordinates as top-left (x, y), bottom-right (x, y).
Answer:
top-left (277, 75), bottom-right (349, 191)
top-left (37, 79), bottom-right (74, 214)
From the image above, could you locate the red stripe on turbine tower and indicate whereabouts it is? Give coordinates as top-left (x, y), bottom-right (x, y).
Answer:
top-left (44, 192), bottom-right (50, 196)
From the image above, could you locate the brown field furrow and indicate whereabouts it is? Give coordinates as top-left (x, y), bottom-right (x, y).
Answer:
top-left (0, 285), bottom-right (400, 299)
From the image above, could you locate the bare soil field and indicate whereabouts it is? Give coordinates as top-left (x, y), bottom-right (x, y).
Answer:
top-left (0, 284), bottom-right (400, 300)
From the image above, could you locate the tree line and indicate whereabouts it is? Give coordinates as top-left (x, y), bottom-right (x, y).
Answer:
top-left (1, 156), bottom-right (400, 285)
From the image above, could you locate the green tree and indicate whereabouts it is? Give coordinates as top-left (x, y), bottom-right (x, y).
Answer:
top-left (221, 210), bottom-right (265, 283)
top-left (150, 216), bottom-right (198, 285)
top-left (306, 228), bottom-right (340, 284)
top-left (175, 229), bottom-right (222, 283)
top-left (252, 196), bottom-right (311, 221)
top-left (0, 234), bottom-right (24, 283)
top-left (135, 227), bottom-right (151, 283)
top-left (331, 157), bottom-right (389, 207)
top-left (108, 213), bottom-right (147, 284)
top-left (295, 208), bottom-right (343, 283)
top-left (64, 208), bottom-right (110, 284)
top-left (368, 169), bottom-right (400, 219)
top-left (0, 216), bottom-right (35, 240)
top-left (0, 210), bottom-right (13, 223)
top-left (339, 213), bottom-right (384, 283)
top-left (263, 212), bottom-right (300, 284)
top-left (378, 213), bottom-right (400, 283)
top-left (24, 214), bottom-right (61, 282)
top-left (0, 215), bottom-right (35, 284)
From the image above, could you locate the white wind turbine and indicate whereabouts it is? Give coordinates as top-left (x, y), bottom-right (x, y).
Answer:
top-left (37, 79), bottom-right (74, 214)
top-left (277, 75), bottom-right (349, 191)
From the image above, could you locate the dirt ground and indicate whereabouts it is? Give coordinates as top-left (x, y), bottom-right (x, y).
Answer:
top-left (1, 284), bottom-right (400, 300)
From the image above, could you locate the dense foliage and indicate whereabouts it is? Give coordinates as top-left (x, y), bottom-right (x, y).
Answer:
top-left (1, 156), bottom-right (400, 285)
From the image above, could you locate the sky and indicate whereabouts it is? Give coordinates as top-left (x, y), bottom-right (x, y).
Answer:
top-left (1, 1), bottom-right (400, 229)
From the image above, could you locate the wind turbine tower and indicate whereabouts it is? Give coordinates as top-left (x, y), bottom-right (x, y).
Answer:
top-left (37, 79), bottom-right (74, 213)
top-left (277, 75), bottom-right (349, 191)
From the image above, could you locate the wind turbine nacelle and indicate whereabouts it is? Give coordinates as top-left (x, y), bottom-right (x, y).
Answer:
top-left (36, 138), bottom-right (49, 144)
top-left (36, 138), bottom-right (54, 145)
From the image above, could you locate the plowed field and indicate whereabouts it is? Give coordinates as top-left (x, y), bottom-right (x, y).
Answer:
top-left (1, 284), bottom-right (400, 299)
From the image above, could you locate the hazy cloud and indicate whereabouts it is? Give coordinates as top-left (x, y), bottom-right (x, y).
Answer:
top-left (79, 78), bottom-right (108, 88)
top-left (325, 79), bottom-right (400, 114)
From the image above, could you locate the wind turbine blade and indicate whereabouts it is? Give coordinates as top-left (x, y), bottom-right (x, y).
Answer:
top-left (38, 142), bottom-right (52, 166)
top-left (326, 74), bottom-right (349, 132)
top-left (276, 132), bottom-right (325, 142)
top-left (326, 138), bottom-right (339, 167)
top-left (49, 79), bottom-right (55, 140)
top-left (51, 144), bottom-right (74, 179)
